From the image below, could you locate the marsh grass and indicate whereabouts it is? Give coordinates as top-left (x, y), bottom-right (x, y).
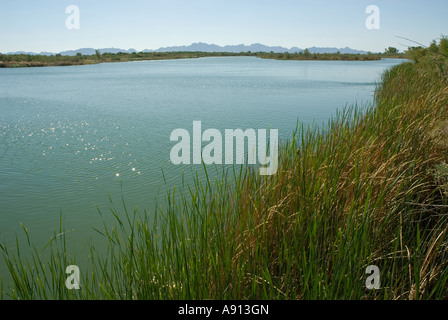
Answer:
top-left (1, 44), bottom-right (448, 300)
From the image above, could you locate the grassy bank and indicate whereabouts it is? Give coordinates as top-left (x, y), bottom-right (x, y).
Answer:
top-left (0, 51), bottom-right (247, 68)
top-left (1, 39), bottom-right (448, 300)
top-left (0, 51), bottom-right (395, 68)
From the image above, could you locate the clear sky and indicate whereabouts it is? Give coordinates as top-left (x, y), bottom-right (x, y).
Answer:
top-left (0, 0), bottom-right (447, 53)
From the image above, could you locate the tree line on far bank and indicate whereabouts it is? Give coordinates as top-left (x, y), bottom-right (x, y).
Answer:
top-left (3, 43), bottom-right (441, 68)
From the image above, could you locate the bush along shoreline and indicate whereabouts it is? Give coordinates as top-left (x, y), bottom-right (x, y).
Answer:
top-left (1, 38), bottom-right (448, 300)
top-left (0, 50), bottom-right (401, 68)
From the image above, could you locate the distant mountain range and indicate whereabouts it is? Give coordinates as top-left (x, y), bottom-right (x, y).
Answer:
top-left (4, 43), bottom-right (370, 56)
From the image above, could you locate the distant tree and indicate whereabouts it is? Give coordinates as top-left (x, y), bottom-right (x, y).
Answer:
top-left (76, 52), bottom-right (82, 57)
top-left (95, 50), bottom-right (101, 60)
top-left (385, 47), bottom-right (399, 54)
top-left (303, 49), bottom-right (311, 57)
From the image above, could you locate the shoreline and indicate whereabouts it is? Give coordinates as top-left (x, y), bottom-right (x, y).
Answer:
top-left (0, 51), bottom-right (404, 68)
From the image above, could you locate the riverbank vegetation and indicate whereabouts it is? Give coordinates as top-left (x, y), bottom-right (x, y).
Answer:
top-left (0, 50), bottom-right (403, 68)
top-left (1, 38), bottom-right (448, 300)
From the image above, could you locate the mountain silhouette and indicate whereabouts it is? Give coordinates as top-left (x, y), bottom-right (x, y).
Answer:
top-left (4, 43), bottom-right (369, 56)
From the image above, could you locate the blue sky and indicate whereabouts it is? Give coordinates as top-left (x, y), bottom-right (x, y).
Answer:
top-left (0, 0), bottom-right (446, 53)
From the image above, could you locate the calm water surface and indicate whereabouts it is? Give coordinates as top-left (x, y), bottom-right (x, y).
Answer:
top-left (0, 57), bottom-right (405, 257)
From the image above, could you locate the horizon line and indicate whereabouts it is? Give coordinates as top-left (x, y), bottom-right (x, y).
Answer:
top-left (1, 42), bottom-right (388, 55)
